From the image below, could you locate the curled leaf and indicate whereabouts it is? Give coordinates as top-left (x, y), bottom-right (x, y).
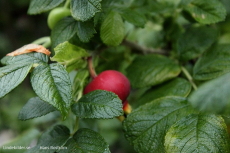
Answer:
top-left (7, 44), bottom-right (51, 56)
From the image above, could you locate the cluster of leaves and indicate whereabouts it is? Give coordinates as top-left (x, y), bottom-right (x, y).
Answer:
top-left (1, 0), bottom-right (230, 152)
top-left (0, 50), bottom-right (123, 152)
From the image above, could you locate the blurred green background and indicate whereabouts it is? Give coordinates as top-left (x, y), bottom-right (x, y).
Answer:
top-left (0, 0), bottom-right (49, 149)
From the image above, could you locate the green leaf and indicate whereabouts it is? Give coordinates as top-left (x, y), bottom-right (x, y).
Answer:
top-left (100, 11), bottom-right (125, 46)
top-left (126, 54), bottom-right (181, 88)
top-left (59, 128), bottom-right (110, 153)
top-left (76, 20), bottom-right (96, 42)
top-left (71, 0), bottom-right (102, 21)
top-left (182, 0), bottom-right (227, 24)
top-left (95, 46), bottom-right (131, 72)
top-left (72, 69), bottom-right (89, 101)
top-left (189, 72), bottom-right (230, 114)
top-left (180, 0), bottom-right (193, 6)
top-left (159, 0), bottom-right (181, 7)
top-left (18, 97), bottom-right (56, 120)
top-left (71, 90), bottom-right (123, 119)
top-left (177, 26), bottom-right (219, 61)
top-left (164, 17), bottom-right (184, 42)
top-left (165, 114), bottom-right (230, 153)
top-left (0, 129), bottom-right (40, 153)
top-left (193, 44), bottom-right (230, 80)
top-left (126, 21), bottom-right (165, 49)
top-left (119, 9), bottom-right (147, 28)
top-left (123, 96), bottom-right (195, 153)
top-left (30, 63), bottom-right (72, 119)
top-left (0, 64), bottom-right (32, 98)
top-left (51, 17), bottom-right (78, 49)
top-left (147, 1), bottom-right (175, 15)
top-left (135, 78), bottom-right (191, 107)
top-left (27, 125), bottom-right (70, 153)
top-left (28, 0), bottom-right (65, 14)
top-left (1, 52), bottom-right (48, 65)
top-left (51, 41), bottom-right (89, 72)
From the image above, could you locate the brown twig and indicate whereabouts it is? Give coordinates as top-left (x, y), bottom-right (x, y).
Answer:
top-left (87, 56), bottom-right (97, 79)
top-left (122, 39), bottom-right (168, 55)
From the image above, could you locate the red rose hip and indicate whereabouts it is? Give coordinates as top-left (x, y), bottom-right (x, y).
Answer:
top-left (83, 70), bottom-right (130, 102)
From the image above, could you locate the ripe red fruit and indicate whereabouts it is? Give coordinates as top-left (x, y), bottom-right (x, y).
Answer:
top-left (83, 70), bottom-right (130, 102)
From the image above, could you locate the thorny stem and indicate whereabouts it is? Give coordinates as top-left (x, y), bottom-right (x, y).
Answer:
top-left (122, 39), bottom-right (168, 55)
top-left (87, 56), bottom-right (97, 79)
top-left (181, 66), bottom-right (198, 91)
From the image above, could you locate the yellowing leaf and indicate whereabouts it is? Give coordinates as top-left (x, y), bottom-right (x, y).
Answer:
top-left (51, 41), bottom-right (89, 72)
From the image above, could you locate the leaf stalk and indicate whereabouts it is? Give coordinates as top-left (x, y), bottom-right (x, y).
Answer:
top-left (31, 36), bottom-right (51, 48)
top-left (181, 66), bottom-right (197, 90)
top-left (64, 0), bottom-right (71, 8)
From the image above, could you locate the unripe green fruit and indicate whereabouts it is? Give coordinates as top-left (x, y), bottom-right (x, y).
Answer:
top-left (47, 7), bottom-right (71, 29)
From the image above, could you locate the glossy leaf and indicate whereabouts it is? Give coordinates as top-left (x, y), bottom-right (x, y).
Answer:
top-left (165, 114), bottom-right (230, 153)
top-left (126, 54), bottom-right (181, 88)
top-left (189, 72), bottom-right (230, 114)
top-left (51, 17), bottom-right (78, 49)
top-left (18, 97), bottom-right (56, 120)
top-left (71, 0), bottom-right (102, 21)
top-left (136, 78), bottom-right (191, 107)
top-left (28, 0), bottom-right (65, 14)
top-left (177, 26), bottom-right (218, 61)
top-left (51, 41), bottom-right (89, 72)
top-left (182, 0), bottom-right (226, 24)
top-left (1, 52), bottom-right (48, 65)
top-left (27, 125), bottom-right (70, 153)
top-left (193, 44), bottom-right (230, 80)
top-left (76, 20), bottom-right (96, 42)
top-left (123, 96), bottom-right (195, 153)
top-left (71, 90), bottom-right (123, 119)
top-left (0, 64), bottom-right (33, 98)
top-left (119, 9), bottom-right (147, 28)
top-left (59, 128), bottom-right (110, 153)
top-left (30, 63), bottom-right (72, 119)
top-left (100, 11), bottom-right (125, 46)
